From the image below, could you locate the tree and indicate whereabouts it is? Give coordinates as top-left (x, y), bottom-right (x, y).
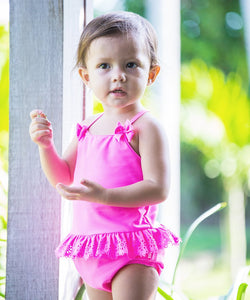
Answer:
top-left (181, 0), bottom-right (248, 85)
top-left (181, 59), bottom-right (250, 277)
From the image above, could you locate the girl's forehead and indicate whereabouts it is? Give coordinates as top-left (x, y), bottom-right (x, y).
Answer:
top-left (88, 33), bottom-right (148, 58)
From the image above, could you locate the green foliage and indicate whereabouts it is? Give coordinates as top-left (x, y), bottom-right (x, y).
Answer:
top-left (123, 0), bottom-right (145, 16)
top-left (208, 70), bottom-right (250, 147)
top-left (0, 26), bottom-right (9, 172)
top-left (0, 276), bottom-right (4, 298)
top-left (93, 95), bottom-right (104, 114)
top-left (237, 283), bottom-right (248, 300)
top-left (0, 26), bottom-right (9, 132)
top-left (157, 203), bottom-right (250, 300)
top-left (181, 59), bottom-right (250, 146)
top-left (74, 283), bottom-right (86, 300)
top-left (0, 57), bottom-right (9, 133)
top-left (157, 287), bottom-right (174, 300)
top-left (219, 267), bottom-right (250, 300)
top-left (157, 203), bottom-right (228, 299)
top-left (181, 0), bottom-right (247, 83)
top-left (180, 0), bottom-right (249, 229)
top-left (181, 59), bottom-right (250, 186)
top-left (171, 203), bottom-right (227, 292)
top-left (181, 142), bottom-right (224, 224)
top-left (0, 24), bottom-right (9, 300)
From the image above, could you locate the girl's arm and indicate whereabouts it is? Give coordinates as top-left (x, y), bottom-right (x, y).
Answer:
top-left (57, 117), bottom-right (170, 207)
top-left (104, 117), bottom-right (170, 206)
top-left (29, 110), bottom-right (78, 187)
top-left (38, 138), bottom-right (78, 187)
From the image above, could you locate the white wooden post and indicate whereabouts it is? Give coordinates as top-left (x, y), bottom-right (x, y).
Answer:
top-left (6, 0), bottom-right (63, 299)
top-left (146, 0), bottom-right (181, 283)
top-left (59, 1), bottom-right (93, 299)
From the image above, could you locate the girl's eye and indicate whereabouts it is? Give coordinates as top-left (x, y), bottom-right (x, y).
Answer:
top-left (98, 63), bottom-right (110, 69)
top-left (126, 62), bottom-right (138, 69)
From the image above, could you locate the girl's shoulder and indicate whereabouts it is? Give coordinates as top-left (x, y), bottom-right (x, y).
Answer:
top-left (134, 112), bottom-right (166, 138)
top-left (135, 112), bottom-right (169, 160)
top-left (78, 113), bottom-right (103, 127)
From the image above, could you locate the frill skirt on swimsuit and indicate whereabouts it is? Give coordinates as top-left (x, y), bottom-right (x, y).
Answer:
top-left (55, 225), bottom-right (180, 260)
top-left (55, 225), bottom-right (180, 291)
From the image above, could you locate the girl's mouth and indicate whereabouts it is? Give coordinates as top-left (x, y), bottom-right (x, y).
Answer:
top-left (110, 88), bottom-right (127, 96)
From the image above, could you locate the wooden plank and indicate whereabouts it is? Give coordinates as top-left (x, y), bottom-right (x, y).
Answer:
top-left (59, 1), bottom-right (93, 299)
top-left (145, 0), bottom-right (181, 283)
top-left (6, 1), bottom-right (63, 299)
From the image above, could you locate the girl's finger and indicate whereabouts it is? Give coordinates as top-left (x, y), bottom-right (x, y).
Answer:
top-left (80, 179), bottom-right (92, 187)
top-left (56, 183), bottom-right (69, 191)
top-left (34, 118), bottom-right (51, 126)
top-left (80, 179), bottom-right (98, 189)
top-left (56, 183), bottom-right (82, 194)
top-left (29, 125), bottom-right (52, 137)
top-left (30, 122), bottom-right (51, 130)
top-left (56, 184), bottom-right (80, 200)
top-left (30, 109), bottom-right (42, 120)
top-left (31, 130), bottom-right (52, 140)
top-left (30, 110), bottom-right (48, 120)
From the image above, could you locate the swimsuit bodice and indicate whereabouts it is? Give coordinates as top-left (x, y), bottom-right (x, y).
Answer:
top-left (55, 111), bottom-right (180, 260)
top-left (72, 110), bottom-right (158, 235)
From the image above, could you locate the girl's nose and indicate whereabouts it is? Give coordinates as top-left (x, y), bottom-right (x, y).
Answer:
top-left (112, 68), bottom-right (126, 82)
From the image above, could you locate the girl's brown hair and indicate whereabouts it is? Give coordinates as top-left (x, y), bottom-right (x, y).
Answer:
top-left (76, 11), bottom-right (158, 69)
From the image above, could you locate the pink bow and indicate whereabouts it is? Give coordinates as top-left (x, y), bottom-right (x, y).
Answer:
top-left (115, 120), bottom-right (135, 142)
top-left (76, 124), bottom-right (88, 141)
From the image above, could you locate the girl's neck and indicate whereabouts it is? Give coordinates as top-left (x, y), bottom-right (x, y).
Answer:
top-left (102, 103), bottom-right (144, 120)
top-left (88, 103), bottom-right (146, 135)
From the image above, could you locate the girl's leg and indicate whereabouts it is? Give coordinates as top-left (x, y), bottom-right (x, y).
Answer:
top-left (85, 283), bottom-right (113, 300)
top-left (111, 264), bottom-right (159, 300)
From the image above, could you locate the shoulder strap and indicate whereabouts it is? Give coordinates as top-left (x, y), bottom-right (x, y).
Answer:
top-left (87, 113), bottom-right (104, 129)
top-left (130, 110), bottom-right (149, 124)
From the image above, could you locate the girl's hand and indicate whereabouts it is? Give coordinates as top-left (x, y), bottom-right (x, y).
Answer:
top-left (56, 179), bottom-right (107, 203)
top-left (29, 110), bottom-right (53, 148)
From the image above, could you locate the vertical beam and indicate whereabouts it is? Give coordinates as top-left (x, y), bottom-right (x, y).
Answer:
top-left (59, 1), bottom-right (85, 299)
top-left (82, 0), bottom-right (94, 120)
top-left (146, 0), bottom-right (181, 282)
top-left (59, 1), bottom-right (93, 299)
top-left (227, 181), bottom-right (246, 279)
top-left (6, 1), bottom-right (63, 299)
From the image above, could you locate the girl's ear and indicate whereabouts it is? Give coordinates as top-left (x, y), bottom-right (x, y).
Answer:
top-left (147, 65), bottom-right (160, 86)
top-left (78, 68), bottom-right (91, 87)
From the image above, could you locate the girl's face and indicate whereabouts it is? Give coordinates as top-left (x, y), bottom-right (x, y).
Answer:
top-left (79, 33), bottom-right (160, 111)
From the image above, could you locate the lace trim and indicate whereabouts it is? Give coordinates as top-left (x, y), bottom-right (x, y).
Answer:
top-left (55, 226), bottom-right (180, 260)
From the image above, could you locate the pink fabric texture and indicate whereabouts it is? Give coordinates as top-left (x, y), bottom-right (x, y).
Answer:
top-left (56, 226), bottom-right (179, 260)
top-left (55, 111), bottom-right (180, 263)
top-left (73, 250), bottom-right (165, 292)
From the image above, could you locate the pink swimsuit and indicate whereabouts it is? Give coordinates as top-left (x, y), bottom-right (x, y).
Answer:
top-left (55, 111), bottom-right (180, 292)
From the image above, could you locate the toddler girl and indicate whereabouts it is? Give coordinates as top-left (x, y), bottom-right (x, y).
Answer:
top-left (29, 11), bottom-right (180, 300)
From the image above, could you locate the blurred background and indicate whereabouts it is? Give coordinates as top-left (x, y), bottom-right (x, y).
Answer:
top-left (0, 0), bottom-right (250, 299)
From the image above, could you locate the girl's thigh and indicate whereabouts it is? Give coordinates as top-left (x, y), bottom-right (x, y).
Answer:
top-left (85, 283), bottom-right (113, 300)
top-left (111, 263), bottom-right (159, 300)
